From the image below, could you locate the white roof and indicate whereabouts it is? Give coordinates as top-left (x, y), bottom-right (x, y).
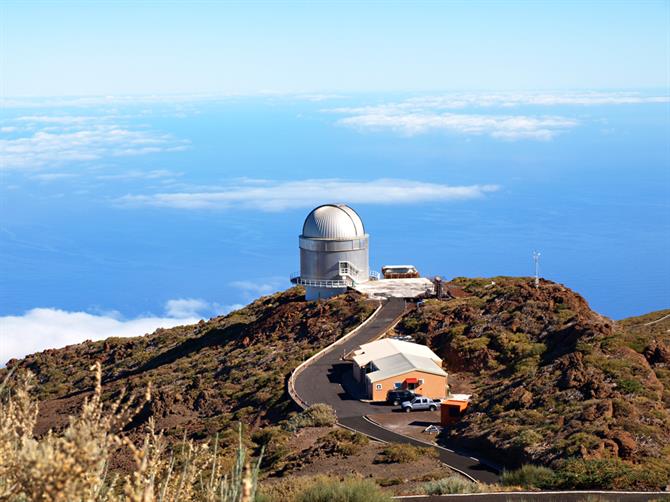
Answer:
top-left (447, 393), bottom-right (472, 402)
top-left (366, 352), bottom-right (447, 383)
top-left (302, 204), bottom-right (366, 239)
top-left (352, 338), bottom-right (442, 367)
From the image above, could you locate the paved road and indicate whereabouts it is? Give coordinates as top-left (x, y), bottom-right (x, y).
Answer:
top-left (292, 298), bottom-right (500, 484)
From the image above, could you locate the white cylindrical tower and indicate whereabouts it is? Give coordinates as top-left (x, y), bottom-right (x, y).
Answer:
top-left (290, 204), bottom-right (370, 301)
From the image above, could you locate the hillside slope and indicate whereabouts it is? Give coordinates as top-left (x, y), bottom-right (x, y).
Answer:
top-left (4, 278), bottom-right (669, 490)
top-left (397, 277), bottom-right (670, 489)
top-left (3, 288), bottom-right (375, 446)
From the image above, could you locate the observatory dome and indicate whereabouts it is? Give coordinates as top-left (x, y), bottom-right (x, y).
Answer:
top-left (302, 204), bottom-right (365, 240)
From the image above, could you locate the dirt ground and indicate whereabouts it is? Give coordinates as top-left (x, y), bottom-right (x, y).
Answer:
top-left (262, 425), bottom-right (461, 496)
top-left (370, 410), bottom-right (442, 443)
top-left (447, 371), bottom-right (476, 394)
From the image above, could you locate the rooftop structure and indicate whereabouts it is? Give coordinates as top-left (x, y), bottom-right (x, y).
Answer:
top-left (382, 264), bottom-right (420, 279)
top-left (351, 338), bottom-right (442, 368)
top-left (365, 352), bottom-right (447, 383)
top-left (353, 277), bottom-right (434, 299)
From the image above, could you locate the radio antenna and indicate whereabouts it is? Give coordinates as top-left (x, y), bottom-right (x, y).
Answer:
top-left (533, 251), bottom-right (541, 289)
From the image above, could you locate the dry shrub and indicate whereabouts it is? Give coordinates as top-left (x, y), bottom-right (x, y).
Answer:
top-left (422, 475), bottom-right (481, 495)
top-left (284, 404), bottom-right (336, 432)
top-left (375, 443), bottom-right (436, 464)
top-left (0, 363), bottom-right (261, 502)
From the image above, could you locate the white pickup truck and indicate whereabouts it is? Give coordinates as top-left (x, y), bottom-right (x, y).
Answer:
top-left (400, 396), bottom-right (441, 412)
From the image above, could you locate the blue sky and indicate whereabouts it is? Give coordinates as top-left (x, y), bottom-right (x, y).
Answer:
top-left (1, 2), bottom-right (669, 364)
top-left (2, 1), bottom-right (669, 95)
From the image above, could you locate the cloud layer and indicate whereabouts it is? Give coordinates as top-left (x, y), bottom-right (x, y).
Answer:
top-left (328, 91), bottom-right (669, 140)
top-left (117, 178), bottom-right (500, 211)
top-left (338, 112), bottom-right (577, 140)
top-left (0, 115), bottom-right (189, 170)
top-left (0, 298), bottom-right (240, 365)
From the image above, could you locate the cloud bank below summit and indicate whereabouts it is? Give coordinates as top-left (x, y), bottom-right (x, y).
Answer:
top-left (118, 178), bottom-right (500, 211)
top-left (0, 298), bottom-right (243, 365)
top-left (327, 91), bottom-right (669, 139)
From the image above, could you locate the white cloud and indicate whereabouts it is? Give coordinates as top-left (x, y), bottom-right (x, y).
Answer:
top-left (164, 298), bottom-right (211, 318)
top-left (0, 115), bottom-right (189, 170)
top-left (337, 111), bottom-right (577, 139)
top-left (327, 91), bottom-right (669, 140)
top-left (29, 172), bottom-right (77, 182)
top-left (117, 178), bottom-right (500, 211)
top-left (0, 298), bottom-right (242, 365)
top-left (230, 278), bottom-right (284, 297)
top-left (330, 91), bottom-right (670, 113)
top-left (0, 308), bottom-right (197, 365)
top-left (96, 169), bottom-right (180, 181)
top-left (0, 92), bottom-right (343, 109)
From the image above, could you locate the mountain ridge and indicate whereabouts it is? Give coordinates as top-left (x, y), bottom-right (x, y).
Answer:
top-left (3, 278), bottom-right (669, 489)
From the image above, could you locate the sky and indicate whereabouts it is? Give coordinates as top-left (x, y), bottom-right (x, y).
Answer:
top-left (2, 1), bottom-right (669, 95)
top-left (1, 1), bottom-right (669, 365)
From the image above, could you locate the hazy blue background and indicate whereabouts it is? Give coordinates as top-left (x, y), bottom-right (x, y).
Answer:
top-left (2, 93), bottom-right (669, 319)
top-left (1, 1), bottom-right (669, 363)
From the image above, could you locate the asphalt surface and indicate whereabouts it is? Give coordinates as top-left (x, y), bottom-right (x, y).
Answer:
top-left (292, 297), bottom-right (501, 484)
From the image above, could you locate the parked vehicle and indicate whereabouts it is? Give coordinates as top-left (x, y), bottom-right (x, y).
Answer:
top-left (386, 389), bottom-right (418, 406)
top-left (401, 396), bottom-right (441, 412)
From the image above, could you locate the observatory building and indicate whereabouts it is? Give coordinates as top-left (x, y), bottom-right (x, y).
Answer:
top-left (290, 204), bottom-right (373, 300)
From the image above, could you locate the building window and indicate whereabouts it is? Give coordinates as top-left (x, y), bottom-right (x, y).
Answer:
top-left (394, 382), bottom-right (402, 389)
top-left (418, 379), bottom-right (424, 385)
top-left (375, 384), bottom-right (382, 390)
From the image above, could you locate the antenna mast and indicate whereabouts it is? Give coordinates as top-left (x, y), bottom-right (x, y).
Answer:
top-left (533, 251), bottom-right (541, 289)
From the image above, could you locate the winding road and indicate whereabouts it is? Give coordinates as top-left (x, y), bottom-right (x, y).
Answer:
top-left (290, 297), bottom-right (501, 484)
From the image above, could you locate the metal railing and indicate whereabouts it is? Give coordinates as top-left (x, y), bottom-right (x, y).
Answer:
top-left (290, 274), bottom-right (351, 288)
top-left (290, 268), bottom-right (380, 288)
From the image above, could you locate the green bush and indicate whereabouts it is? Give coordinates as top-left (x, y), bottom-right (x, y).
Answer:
top-left (295, 477), bottom-right (392, 502)
top-left (513, 429), bottom-right (544, 448)
top-left (555, 458), bottom-right (670, 490)
top-left (285, 404), bottom-right (337, 432)
top-left (252, 426), bottom-right (290, 469)
top-left (617, 378), bottom-right (644, 394)
top-left (502, 464), bottom-right (557, 489)
top-left (376, 443), bottom-right (435, 464)
top-left (423, 475), bottom-right (480, 494)
top-left (318, 429), bottom-right (369, 456)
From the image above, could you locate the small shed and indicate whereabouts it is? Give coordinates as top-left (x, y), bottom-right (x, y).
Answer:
top-left (381, 265), bottom-right (420, 279)
top-left (440, 394), bottom-right (471, 426)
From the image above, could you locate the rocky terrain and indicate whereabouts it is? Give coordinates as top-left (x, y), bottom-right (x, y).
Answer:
top-left (398, 277), bottom-right (670, 489)
top-left (2, 288), bottom-right (375, 469)
top-left (4, 278), bottom-right (669, 490)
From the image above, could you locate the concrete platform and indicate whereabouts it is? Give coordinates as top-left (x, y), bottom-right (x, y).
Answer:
top-left (353, 278), bottom-right (434, 299)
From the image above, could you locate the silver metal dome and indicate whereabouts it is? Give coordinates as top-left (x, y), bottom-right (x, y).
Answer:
top-left (302, 204), bottom-right (365, 240)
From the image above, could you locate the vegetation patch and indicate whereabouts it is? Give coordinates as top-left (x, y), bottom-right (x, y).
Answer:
top-left (422, 475), bottom-right (481, 495)
top-left (395, 277), bottom-right (670, 490)
top-left (375, 443), bottom-right (436, 464)
top-left (502, 464), bottom-right (557, 489)
top-left (285, 404), bottom-right (337, 432)
top-left (293, 477), bottom-right (392, 502)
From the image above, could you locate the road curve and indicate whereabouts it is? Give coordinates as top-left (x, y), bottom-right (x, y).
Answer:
top-left (290, 297), bottom-right (500, 484)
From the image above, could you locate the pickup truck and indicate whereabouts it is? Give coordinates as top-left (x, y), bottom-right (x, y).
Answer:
top-left (400, 396), bottom-right (441, 412)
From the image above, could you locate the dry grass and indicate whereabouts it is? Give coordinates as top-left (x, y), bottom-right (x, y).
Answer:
top-left (0, 363), bottom-right (261, 502)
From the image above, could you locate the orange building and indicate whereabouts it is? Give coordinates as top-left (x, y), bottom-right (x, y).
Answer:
top-left (440, 394), bottom-right (471, 425)
top-left (351, 339), bottom-right (448, 402)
